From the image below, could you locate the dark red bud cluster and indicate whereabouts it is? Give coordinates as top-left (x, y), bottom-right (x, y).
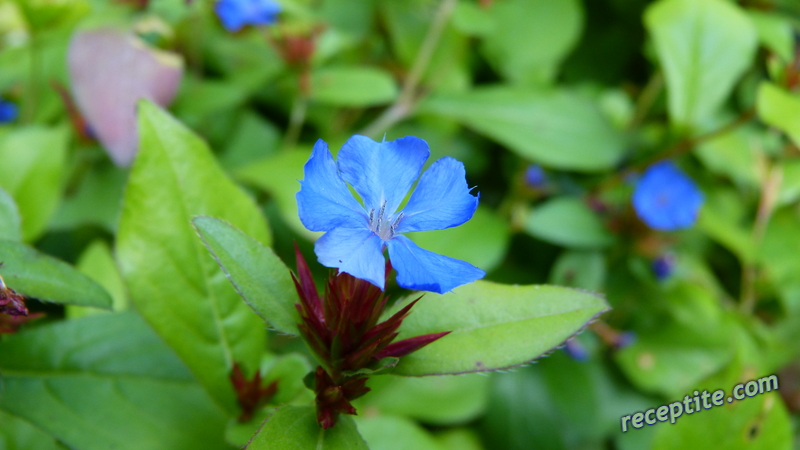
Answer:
top-left (229, 362), bottom-right (279, 422)
top-left (291, 245), bottom-right (449, 429)
top-left (0, 274), bottom-right (41, 334)
top-left (0, 279), bottom-right (28, 317)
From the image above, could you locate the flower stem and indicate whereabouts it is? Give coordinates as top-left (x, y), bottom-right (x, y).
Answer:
top-left (359, 0), bottom-right (457, 138)
top-left (284, 90), bottom-right (308, 149)
top-left (628, 72), bottom-right (664, 130)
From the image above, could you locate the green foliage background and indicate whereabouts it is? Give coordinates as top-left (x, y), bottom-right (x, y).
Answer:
top-left (1, 0), bottom-right (800, 448)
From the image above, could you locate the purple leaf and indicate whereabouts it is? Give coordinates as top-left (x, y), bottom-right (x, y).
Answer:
top-left (68, 29), bottom-right (183, 166)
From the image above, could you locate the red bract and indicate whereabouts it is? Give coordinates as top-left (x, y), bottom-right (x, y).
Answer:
top-left (229, 362), bottom-right (279, 422)
top-left (291, 245), bottom-right (450, 429)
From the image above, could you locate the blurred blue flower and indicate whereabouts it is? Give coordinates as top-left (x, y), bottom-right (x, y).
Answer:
top-left (563, 337), bottom-right (588, 362)
top-left (632, 161), bottom-right (703, 231)
top-left (524, 164), bottom-right (546, 188)
top-left (0, 100), bottom-right (18, 124)
top-left (651, 253), bottom-right (675, 281)
top-left (214, 0), bottom-right (281, 32)
top-left (297, 135), bottom-right (485, 294)
top-left (615, 331), bottom-right (636, 349)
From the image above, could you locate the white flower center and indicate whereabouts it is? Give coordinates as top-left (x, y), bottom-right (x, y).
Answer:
top-left (369, 200), bottom-right (403, 241)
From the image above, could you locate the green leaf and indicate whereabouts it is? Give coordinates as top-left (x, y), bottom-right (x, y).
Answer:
top-left (311, 66), bottom-right (398, 107)
top-left (614, 320), bottom-right (734, 398)
top-left (0, 124), bottom-right (69, 242)
top-left (359, 373), bottom-right (489, 425)
top-left (0, 409), bottom-right (61, 450)
top-left (67, 239), bottom-right (129, 318)
top-left (260, 353), bottom-right (313, 405)
top-left (650, 362), bottom-right (792, 450)
top-left (0, 240), bottom-right (112, 308)
top-left (549, 250), bottom-right (606, 291)
top-left (756, 82), bottom-right (800, 149)
top-left (524, 197), bottom-right (614, 249)
top-left (748, 11), bottom-right (794, 63)
top-left (695, 121), bottom-right (761, 189)
top-left (50, 162), bottom-right (127, 232)
top-left (480, 0), bottom-right (583, 85)
top-left (434, 429), bottom-right (484, 450)
top-left (116, 101), bottom-right (271, 413)
top-left (419, 87), bottom-right (626, 172)
top-left (0, 186), bottom-right (21, 241)
top-left (0, 313), bottom-right (232, 450)
top-left (220, 111), bottom-right (281, 170)
top-left (777, 160), bottom-right (800, 207)
top-left (408, 206), bottom-right (509, 273)
top-left (355, 414), bottom-right (445, 450)
top-left (388, 280), bottom-right (609, 376)
top-left (644, 0), bottom-right (757, 128)
top-left (236, 149), bottom-right (320, 240)
top-left (246, 406), bottom-right (368, 450)
top-left (193, 216), bottom-right (300, 335)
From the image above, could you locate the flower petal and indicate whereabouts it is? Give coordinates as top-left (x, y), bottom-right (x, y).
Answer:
top-left (337, 135), bottom-right (430, 214)
top-left (297, 140), bottom-right (368, 232)
top-left (315, 228), bottom-right (386, 289)
top-left (387, 235), bottom-right (484, 294)
top-left (396, 157), bottom-right (479, 233)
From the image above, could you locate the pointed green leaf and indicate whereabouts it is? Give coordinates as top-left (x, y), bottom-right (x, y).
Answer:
top-left (644, 0), bottom-right (757, 128)
top-left (116, 101), bottom-right (271, 413)
top-left (0, 313), bottom-right (231, 450)
top-left (0, 240), bottom-right (112, 308)
top-left (389, 280), bottom-right (609, 376)
top-left (419, 87), bottom-right (625, 172)
top-left (246, 406), bottom-right (368, 450)
top-left (193, 216), bottom-right (300, 335)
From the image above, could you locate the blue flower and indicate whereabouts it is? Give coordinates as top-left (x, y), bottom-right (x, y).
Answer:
top-left (632, 161), bottom-right (703, 231)
top-left (0, 100), bottom-right (18, 124)
top-left (297, 135), bottom-right (486, 294)
top-left (214, 0), bottom-right (281, 32)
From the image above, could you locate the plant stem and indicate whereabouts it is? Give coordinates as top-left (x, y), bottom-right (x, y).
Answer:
top-left (284, 93), bottom-right (308, 149)
top-left (628, 72), bottom-right (664, 130)
top-left (595, 108), bottom-right (757, 193)
top-left (359, 0), bottom-right (457, 138)
top-left (741, 161), bottom-right (783, 314)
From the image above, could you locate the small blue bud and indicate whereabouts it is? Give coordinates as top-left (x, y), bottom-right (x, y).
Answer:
top-left (652, 254), bottom-right (675, 281)
top-left (564, 337), bottom-right (589, 362)
top-left (524, 164), bottom-right (546, 188)
top-left (0, 101), bottom-right (18, 124)
top-left (615, 331), bottom-right (636, 349)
